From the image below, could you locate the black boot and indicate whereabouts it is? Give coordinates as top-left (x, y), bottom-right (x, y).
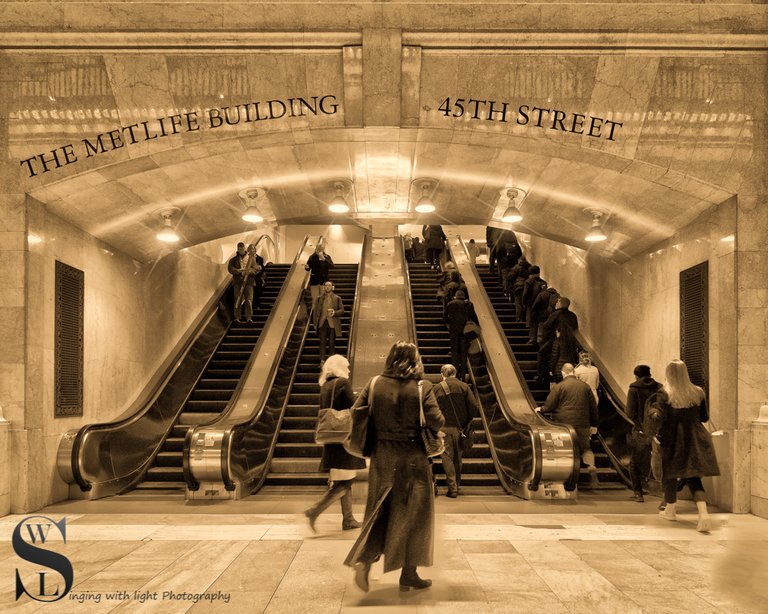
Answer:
top-left (340, 483), bottom-right (361, 530)
top-left (304, 481), bottom-right (349, 533)
top-left (399, 566), bottom-right (432, 591)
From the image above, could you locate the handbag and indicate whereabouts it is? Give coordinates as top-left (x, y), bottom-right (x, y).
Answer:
top-left (463, 321), bottom-right (481, 339)
top-left (314, 380), bottom-right (351, 444)
top-left (343, 376), bottom-right (379, 458)
top-left (439, 381), bottom-right (475, 453)
top-left (418, 380), bottom-right (446, 458)
top-left (627, 427), bottom-right (650, 450)
top-left (468, 337), bottom-right (482, 355)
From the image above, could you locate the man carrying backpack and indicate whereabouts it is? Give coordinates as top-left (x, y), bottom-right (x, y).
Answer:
top-left (626, 364), bottom-right (662, 502)
top-left (521, 266), bottom-right (547, 346)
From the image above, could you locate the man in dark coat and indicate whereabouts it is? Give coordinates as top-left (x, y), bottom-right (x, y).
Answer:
top-left (537, 297), bottom-right (578, 384)
top-left (625, 364), bottom-right (661, 502)
top-left (423, 224), bottom-right (446, 270)
top-left (505, 256), bottom-right (530, 319)
top-left (444, 290), bottom-right (477, 379)
top-left (313, 281), bottom-right (345, 364)
top-left (305, 244), bottom-right (334, 304)
top-left (542, 363), bottom-right (599, 488)
top-left (521, 266), bottom-right (547, 343)
top-left (434, 364), bottom-right (480, 498)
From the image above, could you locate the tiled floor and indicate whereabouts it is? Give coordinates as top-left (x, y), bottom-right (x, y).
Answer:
top-left (3, 491), bottom-right (768, 613)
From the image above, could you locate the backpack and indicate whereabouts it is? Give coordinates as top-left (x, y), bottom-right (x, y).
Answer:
top-left (530, 278), bottom-right (548, 305)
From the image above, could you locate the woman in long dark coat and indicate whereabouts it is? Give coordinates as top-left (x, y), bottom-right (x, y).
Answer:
top-left (304, 354), bottom-right (365, 532)
top-left (344, 341), bottom-right (444, 592)
top-left (650, 359), bottom-right (719, 532)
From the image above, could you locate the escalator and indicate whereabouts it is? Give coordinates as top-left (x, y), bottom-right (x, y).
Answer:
top-left (407, 262), bottom-right (503, 493)
top-left (57, 235), bottom-right (283, 500)
top-left (475, 264), bottom-right (629, 491)
top-left (263, 264), bottom-right (360, 487)
top-left (133, 265), bottom-right (290, 494)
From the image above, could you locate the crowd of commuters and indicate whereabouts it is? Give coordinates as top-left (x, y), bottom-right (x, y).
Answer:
top-left (227, 233), bottom-right (720, 598)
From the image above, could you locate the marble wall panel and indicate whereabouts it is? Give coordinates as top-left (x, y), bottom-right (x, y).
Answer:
top-left (752, 423), bottom-right (768, 519)
top-left (0, 423), bottom-right (9, 517)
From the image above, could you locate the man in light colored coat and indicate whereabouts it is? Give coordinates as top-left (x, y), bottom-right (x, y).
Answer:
top-left (313, 280), bottom-right (344, 364)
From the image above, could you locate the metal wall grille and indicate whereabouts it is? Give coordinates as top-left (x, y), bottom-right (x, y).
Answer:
top-left (55, 261), bottom-right (84, 417)
top-left (680, 261), bottom-right (709, 396)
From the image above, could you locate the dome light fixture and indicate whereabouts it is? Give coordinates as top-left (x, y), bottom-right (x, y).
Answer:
top-left (501, 187), bottom-right (525, 223)
top-left (156, 208), bottom-right (181, 243)
top-left (239, 187), bottom-right (265, 223)
top-left (585, 210), bottom-right (608, 243)
top-left (413, 179), bottom-right (436, 214)
top-left (328, 181), bottom-right (350, 214)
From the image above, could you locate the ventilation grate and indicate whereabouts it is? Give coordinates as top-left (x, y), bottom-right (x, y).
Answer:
top-left (55, 261), bottom-right (84, 417)
top-left (680, 261), bottom-right (709, 397)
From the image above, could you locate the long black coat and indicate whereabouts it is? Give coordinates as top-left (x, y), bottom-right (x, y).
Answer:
top-left (654, 391), bottom-right (720, 480)
top-left (345, 372), bottom-right (444, 572)
top-left (319, 377), bottom-right (366, 471)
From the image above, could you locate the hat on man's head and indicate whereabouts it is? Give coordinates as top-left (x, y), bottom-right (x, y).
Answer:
top-left (237, 242), bottom-right (245, 249)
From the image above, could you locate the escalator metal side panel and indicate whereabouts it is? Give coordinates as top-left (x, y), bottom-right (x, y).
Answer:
top-left (449, 236), bottom-right (578, 498)
top-left (185, 236), bottom-right (319, 498)
top-left (57, 235), bottom-right (276, 499)
top-left (350, 234), bottom-right (413, 390)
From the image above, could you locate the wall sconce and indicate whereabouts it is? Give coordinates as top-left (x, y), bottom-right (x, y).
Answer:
top-left (413, 179), bottom-right (436, 214)
top-left (328, 180), bottom-right (351, 214)
top-left (501, 187), bottom-right (525, 223)
top-left (584, 209), bottom-right (607, 242)
top-left (239, 187), bottom-right (265, 223)
top-left (156, 208), bottom-right (181, 243)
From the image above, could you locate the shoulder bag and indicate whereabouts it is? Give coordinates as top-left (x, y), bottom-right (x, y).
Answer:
top-left (440, 381), bottom-right (475, 453)
top-left (314, 380), bottom-right (352, 445)
top-left (418, 381), bottom-right (446, 458)
top-left (343, 376), bottom-right (379, 458)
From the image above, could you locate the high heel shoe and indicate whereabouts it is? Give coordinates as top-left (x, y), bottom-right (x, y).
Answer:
top-left (353, 562), bottom-right (371, 592)
top-left (399, 567), bottom-right (432, 591)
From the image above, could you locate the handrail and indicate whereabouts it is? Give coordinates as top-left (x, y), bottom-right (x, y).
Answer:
top-left (185, 235), bottom-right (317, 494)
top-left (60, 234), bottom-right (273, 496)
top-left (452, 235), bottom-right (579, 494)
top-left (400, 236), bottom-right (419, 345)
top-left (347, 232), bottom-right (370, 376)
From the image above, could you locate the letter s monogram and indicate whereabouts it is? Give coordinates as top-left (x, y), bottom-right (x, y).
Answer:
top-left (12, 516), bottom-right (73, 602)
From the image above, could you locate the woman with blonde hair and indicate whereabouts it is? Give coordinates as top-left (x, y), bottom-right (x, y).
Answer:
top-left (345, 341), bottom-right (444, 592)
top-left (650, 359), bottom-right (719, 532)
top-left (304, 354), bottom-right (365, 532)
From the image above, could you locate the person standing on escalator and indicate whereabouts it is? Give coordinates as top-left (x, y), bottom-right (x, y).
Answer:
top-left (304, 354), bottom-right (364, 532)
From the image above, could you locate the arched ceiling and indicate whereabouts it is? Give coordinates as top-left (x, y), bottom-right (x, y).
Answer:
top-left (6, 14), bottom-right (764, 263)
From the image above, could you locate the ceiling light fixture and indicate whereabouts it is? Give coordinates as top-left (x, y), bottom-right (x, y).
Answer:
top-left (584, 210), bottom-right (607, 243)
top-left (156, 208), bottom-right (181, 243)
top-left (413, 179), bottom-right (436, 214)
top-left (328, 181), bottom-right (350, 214)
top-left (239, 187), bottom-right (265, 223)
top-left (501, 187), bottom-right (525, 223)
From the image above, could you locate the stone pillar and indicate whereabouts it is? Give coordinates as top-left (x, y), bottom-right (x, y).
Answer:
top-left (362, 28), bottom-right (402, 127)
top-left (0, 57), bottom-right (35, 514)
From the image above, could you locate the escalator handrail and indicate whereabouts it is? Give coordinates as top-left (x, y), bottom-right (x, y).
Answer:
top-left (248, 240), bottom-right (366, 493)
top-left (347, 233), bottom-right (370, 376)
top-left (184, 236), bottom-right (316, 490)
top-left (453, 236), bottom-right (581, 491)
top-left (69, 233), bottom-right (274, 490)
top-left (400, 236), bottom-right (419, 344)
top-left (449, 238), bottom-right (545, 489)
top-left (187, 235), bottom-right (312, 431)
